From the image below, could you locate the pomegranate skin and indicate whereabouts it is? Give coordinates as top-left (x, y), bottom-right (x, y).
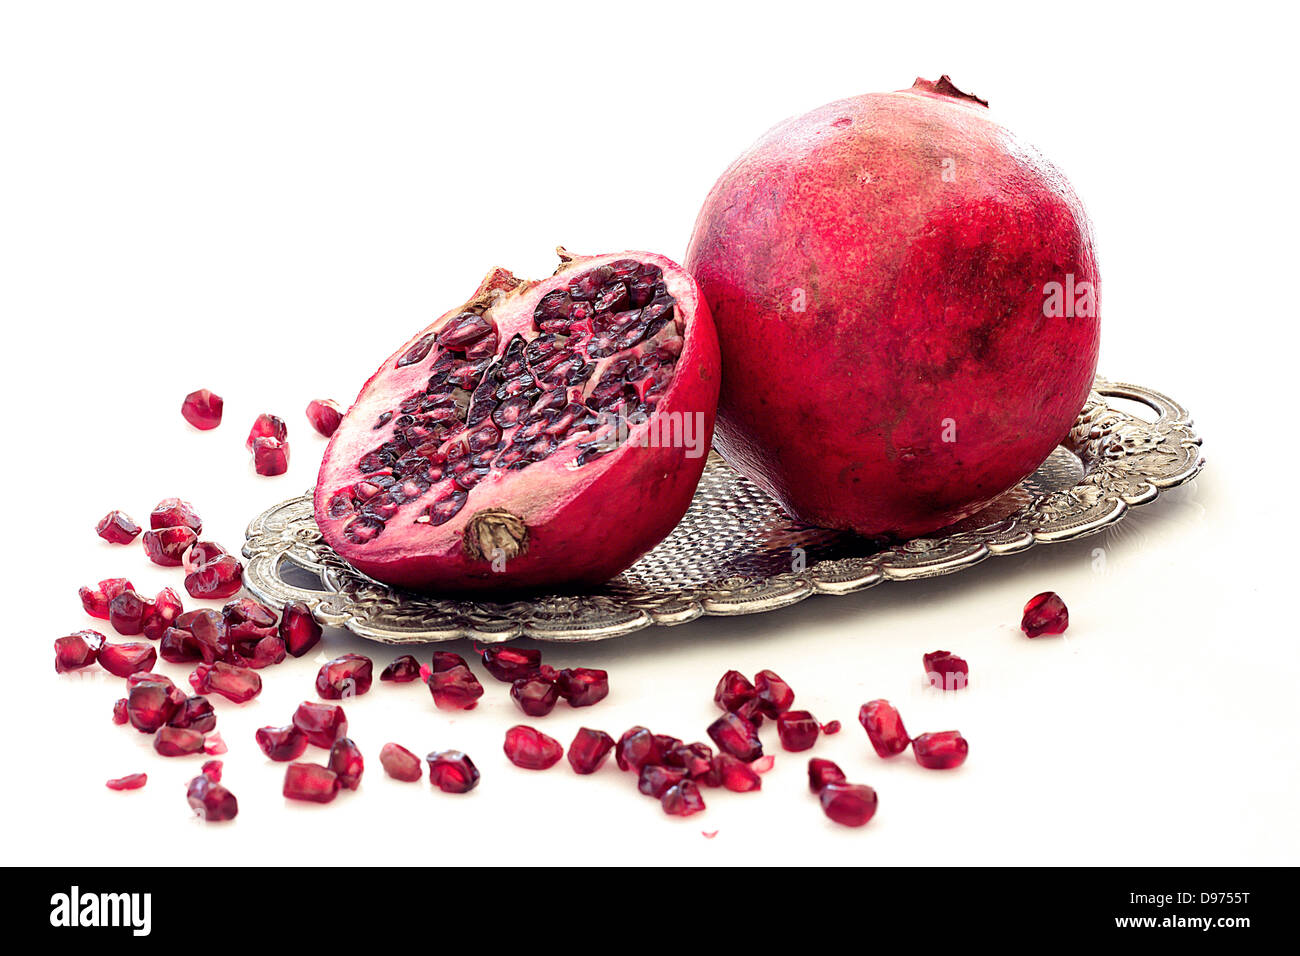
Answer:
top-left (315, 250), bottom-right (720, 592)
top-left (685, 77), bottom-right (1100, 538)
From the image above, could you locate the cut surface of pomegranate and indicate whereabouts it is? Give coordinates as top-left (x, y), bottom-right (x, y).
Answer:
top-left (380, 742), bottom-right (423, 781)
top-left (96, 511), bottom-right (140, 544)
top-left (283, 763), bottom-right (341, 803)
top-left (314, 250), bottom-right (720, 592)
top-left (106, 773), bottom-right (148, 791)
top-left (292, 702), bottom-right (347, 748)
top-left (923, 650), bottom-right (969, 690)
top-left (426, 750), bottom-right (480, 792)
top-left (503, 725), bottom-right (562, 770)
top-left (819, 783), bottom-right (879, 827)
top-left (913, 731), bottom-right (969, 769)
top-left (307, 399), bottom-right (343, 437)
top-left (567, 727), bottom-right (615, 774)
top-left (181, 389), bottom-right (223, 430)
top-left (1022, 592), bottom-right (1069, 637)
top-left (859, 699), bottom-right (911, 758)
top-left (316, 654), bottom-right (374, 699)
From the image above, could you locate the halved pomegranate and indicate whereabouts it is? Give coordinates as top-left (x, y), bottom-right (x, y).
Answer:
top-left (314, 250), bottom-right (719, 592)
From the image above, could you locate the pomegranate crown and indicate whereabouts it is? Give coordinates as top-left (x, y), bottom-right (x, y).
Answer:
top-left (907, 75), bottom-right (988, 108)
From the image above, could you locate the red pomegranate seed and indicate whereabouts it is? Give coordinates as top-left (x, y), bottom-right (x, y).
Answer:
top-left (714, 670), bottom-right (756, 712)
top-left (808, 757), bottom-right (848, 793)
top-left (821, 720), bottom-right (842, 735)
top-left (160, 627), bottom-right (199, 664)
top-left (187, 774), bottom-right (238, 821)
top-left (913, 731), bottom-right (969, 769)
top-left (279, 601), bottom-right (321, 657)
top-left (1022, 591), bottom-right (1069, 637)
top-left (615, 726), bottom-right (660, 771)
top-left (141, 588), bottom-right (184, 640)
top-left (480, 645), bottom-right (542, 682)
top-left (555, 667), bottom-right (609, 707)
top-left (183, 540), bottom-right (226, 574)
top-left (181, 389), bottom-right (223, 430)
top-left (306, 399), bottom-right (343, 438)
top-left (380, 654), bottom-right (421, 682)
top-left (168, 695), bottom-right (217, 733)
top-left (567, 727), bottom-right (615, 774)
top-left (203, 732), bottom-right (228, 755)
top-left (503, 725), bottom-right (562, 770)
top-left (328, 737), bottom-right (364, 790)
top-left (754, 669), bottom-right (795, 717)
top-left (283, 763), bottom-right (341, 803)
top-left (126, 670), bottom-right (175, 689)
top-left (54, 630), bottom-right (103, 673)
top-left (126, 680), bottom-right (182, 732)
top-left (430, 651), bottom-right (469, 672)
top-left (190, 661), bottom-right (262, 703)
top-left (112, 698), bottom-right (129, 724)
top-left (143, 526), bottom-right (199, 567)
top-left (246, 413), bottom-right (288, 450)
top-left (292, 701), bottom-right (347, 749)
top-left (426, 750), bottom-right (480, 793)
top-left (176, 609), bottom-right (228, 663)
top-left (316, 654), bottom-right (374, 699)
top-left (245, 636), bottom-right (286, 668)
top-left (256, 725), bottom-right (309, 761)
top-left (707, 711), bottom-right (764, 762)
top-left (510, 675), bottom-right (559, 716)
top-left (252, 437), bottom-right (290, 476)
top-left (202, 759), bottom-right (223, 782)
top-left (639, 764), bottom-right (687, 797)
top-left (428, 664), bottom-right (484, 710)
top-left (223, 596), bottom-right (277, 637)
top-left (380, 743), bottom-right (423, 781)
top-left (184, 555), bottom-right (244, 600)
top-left (820, 783), bottom-right (878, 827)
top-left (106, 773), bottom-right (148, 791)
top-left (752, 754), bottom-right (776, 774)
top-left (154, 726), bottom-right (205, 757)
top-left (664, 741), bottom-right (714, 779)
top-left (711, 753), bottom-right (762, 792)
top-left (859, 699), bottom-right (911, 758)
top-left (777, 710), bottom-right (821, 752)
top-left (923, 649), bottom-right (969, 690)
top-left (98, 642), bottom-right (157, 678)
top-left (96, 511), bottom-right (141, 544)
top-left (661, 780), bottom-right (706, 817)
top-left (107, 590), bottom-right (149, 636)
top-left (151, 498), bottom-right (202, 533)
top-left (79, 586), bottom-right (110, 619)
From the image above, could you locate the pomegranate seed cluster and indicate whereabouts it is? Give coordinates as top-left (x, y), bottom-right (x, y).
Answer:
top-left (327, 260), bottom-right (685, 546)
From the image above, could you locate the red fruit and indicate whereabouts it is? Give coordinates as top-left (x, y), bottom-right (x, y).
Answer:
top-left (713, 670), bottom-right (755, 712)
top-left (711, 753), bottom-right (762, 792)
top-left (510, 675), bottom-right (559, 716)
top-left (279, 601), bottom-right (321, 657)
top-left (98, 642), bottom-right (157, 677)
top-left (664, 741), bottom-right (714, 779)
top-left (292, 701), bottom-right (347, 748)
top-left (555, 667), bottom-right (609, 707)
top-left (426, 750), bottom-right (480, 793)
top-left (184, 554), bottom-right (244, 600)
top-left (257, 725), bottom-right (309, 761)
top-left (707, 711), bottom-right (763, 762)
top-left (428, 665), bottom-right (484, 710)
top-left (503, 725), bottom-right (562, 770)
top-left (107, 590), bottom-right (149, 636)
top-left (913, 731), bottom-right (969, 769)
top-left (249, 636), bottom-right (286, 668)
top-left (1022, 592), bottom-right (1069, 637)
top-left (480, 645), bottom-right (541, 683)
top-left (283, 763), bottom-right (341, 803)
top-left (615, 726), bottom-right (661, 772)
top-left (181, 389), bottom-right (223, 430)
top-left (160, 627), bottom-right (200, 664)
top-left (112, 698), bottom-right (129, 724)
top-left (822, 720), bottom-right (842, 735)
top-left (204, 731), bottom-right (228, 755)
top-left (142, 526), bottom-right (199, 567)
top-left (306, 399), bottom-right (343, 438)
top-left (154, 726), bottom-right (205, 756)
top-left (567, 727), bottom-right (615, 774)
top-left (661, 781), bottom-right (706, 817)
top-left (106, 773), bottom-right (147, 791)
top-left (313, 250), bottom-right (720, 592)
top-left (96, 511), bottom-right (140, 544)
top-left (685, 77), bottom-right (1100, 539)
top-left (177, 609), bottom-right (229, 663)
top-left (316, 654), bottom-right (374, 699)
top-left (201, 759), bottom-right (223, 782)
top-left (190, 661), bottom-right (262, 703)
top-left (808, 757), bottom-right (848, 793)
top-left (776, 710), bottom-right (820, 752)
top-left (859, 699), bottom-right (911, 758)
top-left (327, 737), bottom-right (364, 790)
top-left (380, 654), bottom-right (421, 682)
top-left (183, 541), bottom-right (226, 573)
top-left (223, 597), bottom-right (278, 640)
top-left (379, 743), bottom-right (423, 781)
top-left (639, 764), bottom-right (687, 798)
top-left (168, 696), bottom-right (216, 733)
top-left (151, 498), bottom-right (202, 533)
top-left (142, 588), bottom-right (184, 640)
top-left (253, 437), bottom-right (290, 476)
top-left (753, 669), bottom-right (794, 717)
top-left (79, 586), bottom-right (110, 619)
top-left (246, 413), bottom-right (288, 450)
top-left (819, 783), bottom-right (879, 827)
top-left (54, 630), bottom-right (103, 673)
top-left (126, 680), bottom-right (182, 732)
top-left (187, 774), bottom-right (238, 821)
top-left (923, 650), bottom-right (969, 690)
top-left (430, 650), bottom-right (469, 672)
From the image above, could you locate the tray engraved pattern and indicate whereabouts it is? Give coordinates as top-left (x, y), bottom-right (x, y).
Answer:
top-left (240, 378), bottom-right (1204, 644)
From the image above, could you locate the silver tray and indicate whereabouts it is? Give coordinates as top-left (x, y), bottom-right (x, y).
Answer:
top-left (241, 377), bottom-right (1204, 644)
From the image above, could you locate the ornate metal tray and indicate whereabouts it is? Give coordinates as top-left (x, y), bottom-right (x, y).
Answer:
top-left (241, 378), bottom-right (1203, 644)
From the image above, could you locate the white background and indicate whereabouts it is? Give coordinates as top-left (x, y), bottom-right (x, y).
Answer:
top-left (3, 1), bottom-right (1297, 866)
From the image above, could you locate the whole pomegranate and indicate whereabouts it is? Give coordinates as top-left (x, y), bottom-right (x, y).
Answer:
top-left (315, 250), bottom-right (719, 592)
top-left (685, 77), bottom-right (1100, 538)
